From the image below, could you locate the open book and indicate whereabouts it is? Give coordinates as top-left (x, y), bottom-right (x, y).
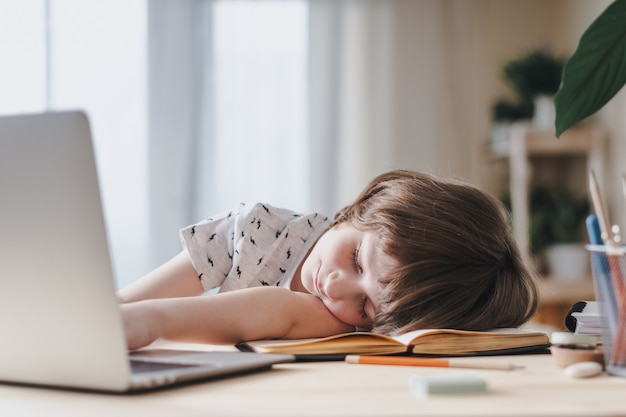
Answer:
top-left (239, 328), bottom-right (550, 357)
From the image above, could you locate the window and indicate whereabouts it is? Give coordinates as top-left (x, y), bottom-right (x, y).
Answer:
top-left (211, 1), bottom-right (309, 212)
top-left (1, 0), bottom-right (308, 289)
top-left (1, 0), bottom-right (148, 288)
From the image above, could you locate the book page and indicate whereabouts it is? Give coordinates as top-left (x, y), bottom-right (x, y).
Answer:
top-left (245, 332), bottom-right (407, 355)
top-left (406, 328), bottom-right (549, 355)
top-left (243, 328), bottom-right (549, 356)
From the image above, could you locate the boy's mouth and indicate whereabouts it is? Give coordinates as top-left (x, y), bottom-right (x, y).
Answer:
top-left (314, 264), bottom-right (325, 298)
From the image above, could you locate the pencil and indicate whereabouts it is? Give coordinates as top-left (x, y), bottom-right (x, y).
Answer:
top-left (345, 355), bottom-right (520, 371)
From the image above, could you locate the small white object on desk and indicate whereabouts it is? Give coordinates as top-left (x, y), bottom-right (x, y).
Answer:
top-left (550, 331), bottom-right (598, 347)
top-left (563, 361), bottom-right (603, 378)
top-left (409, 372), bottom-right (487, 397)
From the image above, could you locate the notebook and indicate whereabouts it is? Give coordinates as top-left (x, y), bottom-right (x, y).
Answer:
top-left (0, 111), bottom-right (294, 392)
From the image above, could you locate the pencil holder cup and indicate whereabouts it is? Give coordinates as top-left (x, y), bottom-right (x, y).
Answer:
top-left (587, 244), bottom-right (626, 377)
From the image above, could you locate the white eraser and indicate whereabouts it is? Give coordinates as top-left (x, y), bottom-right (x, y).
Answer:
top-left (409, 372), bottom-right (487, 397)
top-left (564, 361), bottom-right (603, 378)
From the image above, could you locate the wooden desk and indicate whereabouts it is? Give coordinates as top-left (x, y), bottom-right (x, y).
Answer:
top-left (1, 342), bottom-right (625, 417)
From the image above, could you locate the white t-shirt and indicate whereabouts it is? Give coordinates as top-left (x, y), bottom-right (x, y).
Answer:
top-left (179, 203), bottom-right (331, 292)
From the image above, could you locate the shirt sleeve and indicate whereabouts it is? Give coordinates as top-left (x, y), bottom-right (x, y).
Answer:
top-left (179, 202), bottom-right (330, 293)
top-left (179, 203), bottom-right (243, 292)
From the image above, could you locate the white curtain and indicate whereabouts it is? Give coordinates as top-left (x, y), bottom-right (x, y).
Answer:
top-left (0, 0), bottom-right (149, 289)
top-left (148, 0), bottom-right (312, 266)
top-left (148, 0), bottom-right (205, 267)
top-left (308, 0), bottom-right (398, 216)
top-left (311, 0), bottom-right (491, 212)
top-left (147, 0), bottom-right (490, 270)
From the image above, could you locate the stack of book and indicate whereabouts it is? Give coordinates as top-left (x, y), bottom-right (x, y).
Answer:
top-left (570, 301), bottom-right (602, 336)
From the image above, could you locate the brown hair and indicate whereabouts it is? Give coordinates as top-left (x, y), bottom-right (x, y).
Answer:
top-left (332, 170), bottom-right (538, 335)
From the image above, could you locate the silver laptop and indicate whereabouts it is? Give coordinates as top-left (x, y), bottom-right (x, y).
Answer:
top-left (0, 111), bottom-right (294, 392)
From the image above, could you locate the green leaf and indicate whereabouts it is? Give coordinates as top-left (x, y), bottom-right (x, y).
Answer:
top-left (554, 0), bottom-right (626, 137)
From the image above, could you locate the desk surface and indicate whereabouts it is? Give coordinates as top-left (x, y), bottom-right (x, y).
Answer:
top-left (2, 342), bottom-right (626, 417)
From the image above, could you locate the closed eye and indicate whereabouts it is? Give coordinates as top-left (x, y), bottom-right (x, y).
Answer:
top-left (352, 245), bottom-right (362, 273)
top-left (359, 296), bottom-right (368, 319)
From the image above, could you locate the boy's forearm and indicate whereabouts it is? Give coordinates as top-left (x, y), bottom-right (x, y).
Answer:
top-left (122, 287), bottom-right (309, 348)
top-left (121, 287), bottom-right (352, 350)
top-left (142, 296), bottom-right (253, 345)
top-left (121, 296), bottom-right (243, 350)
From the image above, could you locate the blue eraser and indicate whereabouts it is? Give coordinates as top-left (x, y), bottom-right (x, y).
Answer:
top-left (409, 372), bottom-right (487, 397)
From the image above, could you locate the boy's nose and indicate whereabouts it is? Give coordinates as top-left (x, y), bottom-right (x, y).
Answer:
top-left (324, 271), bottom-right (356, 300)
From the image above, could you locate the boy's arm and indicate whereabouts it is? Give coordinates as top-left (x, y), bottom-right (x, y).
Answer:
top-left (121, 287), bottom-right (353, 350)
top-left (117, 250), bottom-right (204, 303)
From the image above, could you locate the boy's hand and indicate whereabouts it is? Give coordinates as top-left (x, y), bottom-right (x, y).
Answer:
top-left (120, 302), bottom-right (160, 350)
top-left (118, 287), bottom-right (354, 350)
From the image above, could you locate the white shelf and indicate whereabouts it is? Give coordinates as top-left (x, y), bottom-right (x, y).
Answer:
top-left (491, 122), bottom-right (604, 262)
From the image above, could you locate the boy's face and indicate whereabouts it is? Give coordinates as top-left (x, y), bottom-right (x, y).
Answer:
top-left (298, 222), bottom-right (398, 329)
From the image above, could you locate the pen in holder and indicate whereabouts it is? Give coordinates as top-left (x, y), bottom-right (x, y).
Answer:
top-left (586, 172), bottom-right (626, 377)
top-left (587, 244), bottom-right (626, 377)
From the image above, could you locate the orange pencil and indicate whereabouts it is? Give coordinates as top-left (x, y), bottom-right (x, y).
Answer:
top-left (345, 355), bottom-right (520, 371)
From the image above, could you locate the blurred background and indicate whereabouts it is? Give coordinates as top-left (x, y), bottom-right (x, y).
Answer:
top-left (1, 0), bottom-right (624, 304)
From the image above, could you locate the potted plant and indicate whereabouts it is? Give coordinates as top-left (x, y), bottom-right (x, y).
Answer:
top-left (529, 186), bottom-right (590, 280)
top-left (503, 49), bottom-right (565, 99)
top-left (555, 0), bottom-right (626, 136)
top-left (491, 98), bottom-right (534, 122)
top-left (502, 48), bottom-right (565, 130)
top-left (489, 98), bottom-right (533, 152)
top-left (491, 48), bottom-right (565, 148)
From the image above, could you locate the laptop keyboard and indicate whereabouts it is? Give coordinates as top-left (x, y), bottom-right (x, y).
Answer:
top-left (130, 360), bottom-right (214, 374)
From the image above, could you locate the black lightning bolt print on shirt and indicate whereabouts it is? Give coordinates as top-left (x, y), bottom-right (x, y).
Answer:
top-left (179, 203), bottom-right (330, 293)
